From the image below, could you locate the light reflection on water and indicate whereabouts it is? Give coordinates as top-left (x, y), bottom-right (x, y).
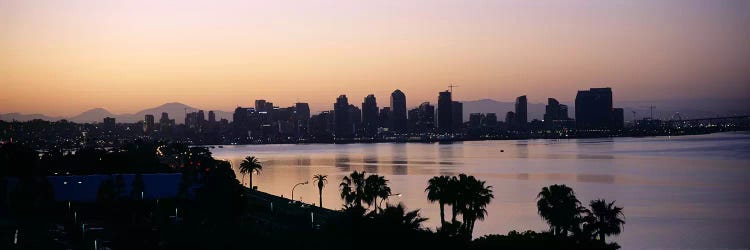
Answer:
top-left (210, 132), bottom-right (750, 250)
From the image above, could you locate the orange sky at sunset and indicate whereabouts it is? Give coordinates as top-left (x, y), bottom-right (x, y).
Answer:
top-left (1, 0), bottom-right (748, 116)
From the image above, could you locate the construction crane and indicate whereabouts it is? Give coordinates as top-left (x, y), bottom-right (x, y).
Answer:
top-left (649, 105), bottom-right (655, 119)
top-left (448, 84), bottom-right (459, 93)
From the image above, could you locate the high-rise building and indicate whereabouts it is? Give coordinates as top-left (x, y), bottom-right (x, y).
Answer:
top-left (437, 91), bottom-right (453, 132)
top-left (452, 101), bottom-right (463, 130)
top-left (103, 117), bottom-right (116, 128)
top-left (294, 103), bottom-right (311, 137)
top-left (515, 95), bottom-right (527, 129)
top-left (544, 98), bottom-right (571, 130)
top-left (334, 95), bottom-right (351, 138)
top-left (575, 87), bottom-right (614, 130)
top-left (255, 100), bottom-right (267, 112)
top-left (390, 90), bottom-right (407, 132)
top-left (197, 110), bottom-right (205, 123)
top-left (144, 114), bottom-right (155, 133)
top-left (408, 102), bottom-right (435, 133)
top-left (379, 107), bottom-right (392, 131)
top-left (348, 104), bottom-right (361, 136)
top-left (362, 94), bottom-right (379, 136)
top-left (208, 111), bottom-right (216, 123)
top-left (612, 108), bottom-right (624, 129)
top-left (505, 111), bottom-right (516, 126)
top-left (159, 112), bottom-right (172, 133)
top-left (483, 113), bottom-right (498, 128)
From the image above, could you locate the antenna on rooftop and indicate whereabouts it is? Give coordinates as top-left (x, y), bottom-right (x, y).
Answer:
top-left (448, 84), bottom-right (459, 93)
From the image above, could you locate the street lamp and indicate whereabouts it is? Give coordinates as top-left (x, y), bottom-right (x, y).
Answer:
top-left (379, 193), bottom-right (402, 209)
top-left (291, 181), bottom-right (308, 202)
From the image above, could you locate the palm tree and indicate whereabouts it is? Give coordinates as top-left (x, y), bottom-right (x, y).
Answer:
top-left (458, 175), bottom-right (493, 237)
top-left (448, 176), bottom-right (461, 222)
top-left (536, 184), bottom-right (582, 236)
top-left (584, 199), bottom-right (625, 243)
top-left (364, 174), bottom-right (391, 212)
top-left (313, 174), bottom-right (328, 208)
top-left (239, 156), bottom-right (262, 188)
top-left (340, 171), bottom-right (367, 208)
top-left (425, 175), bottom-right (451, 228)
top-left (372, 203), bottom-right (428, 231)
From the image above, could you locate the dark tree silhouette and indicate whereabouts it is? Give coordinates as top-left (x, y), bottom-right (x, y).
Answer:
top-left (313, 174), bottom-right (328, 208)
top-left (364, 174), bottom-right (391, 212)
top-left (340, 171), bottom-right (367, 208)
top-left (584, 199), bottom-right (625, 243)
top-left (426, 175), bottom-right (451, 228)
top-left (239, 156), bottom-right (262, 188)
top-left (536, 184), bottom-right (583, 236)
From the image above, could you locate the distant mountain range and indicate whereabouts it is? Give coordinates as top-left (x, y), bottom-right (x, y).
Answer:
top-left (2, 98), bottom-right (747, 124)
top-left (0, 102), bottom-right (233, 124)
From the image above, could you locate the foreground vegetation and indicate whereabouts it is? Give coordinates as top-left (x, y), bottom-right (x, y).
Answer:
top-left (1, 141), bottom-right (624, 249)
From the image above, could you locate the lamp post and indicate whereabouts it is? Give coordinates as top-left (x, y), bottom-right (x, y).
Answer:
top-left (379, 193), bottom-right (402, 209)
top-left (291, 181), bottom-right (308, 202)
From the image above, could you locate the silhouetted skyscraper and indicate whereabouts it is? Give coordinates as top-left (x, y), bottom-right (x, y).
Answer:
top-left (612, 108), bottom-right (624, 129)
top-left (103, 117), bottom-right (115, 128)
top-left (575, 87), bottom-right (614, 130)
top-left (144, 114), bottom-right (155, 133)
top-left (452, 101), bottom-right (463, 130)
top-left (362, 94), bottom-right (379, 136)
top-left (390, 90), bottom-right (407, 132)
top-left (408, 102), bottom-right (435, 133)
top-left (348, 104), bottom-right (361, 136)
top-left (159, 112), bottom-right (172, 133)
top-left (438, 91), bottom-right (453, 132)
top-left (379, 107), bottom-right (392, 131)
top-left (208, 111), bottom-right (216, 123)
top-left (334, 95), bottom-right (351, 138)
top-left (515, 95), bottom-right (527, 129)
top-left (295, 103), bottom-right (310, 121)
top-left (505, 111), bottom-right (516, 126)
top-left (544, 98), bottom-right (570, 130)
top-left (255, 100), bottom-right (267, 112)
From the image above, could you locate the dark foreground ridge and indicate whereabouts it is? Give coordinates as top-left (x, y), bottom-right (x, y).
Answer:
top-left (1, 141), bottom-right (625, 249)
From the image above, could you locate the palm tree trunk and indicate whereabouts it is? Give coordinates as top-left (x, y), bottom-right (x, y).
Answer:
top-left (451, 203), bottom-right (458, 222)
top-left (439, 202), bottom-right (446, 228)
top-left (249, 174), bottom-right (253, 189)
top-left (318, 188), bottom-right (323, 208)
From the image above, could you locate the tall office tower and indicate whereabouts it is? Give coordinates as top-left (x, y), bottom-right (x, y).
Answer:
top-left (208, 111), bottom-right (216, 123)
top-left (295, 103), bottom-right (311, 121)
top-left (334, 95), bottom-right (351, 138)
top-left (348, 104), bottom-right (361, 136)
top-left (103, 117), bottom-right (116, 128)
top-left (418, 102), bottom-right (435, 131)
top-left (159, 112), bottom-right (172, 133)
top-left (379, 107), bottom-right (392, 130)
top-left (294, 103), bottom-right (311, 137)
top-left (144, 114), bottom-right (155, 133)
top-left (612, 108), bottom-right (624, 129)
top-left (575, 87), bottom-right (614, 130)
top-left (544, 98), bottom-right (570, 129)
top-left (515, 95), bottom-right (528, 129)
top-left (390, 89), bottom-right (407, 132)
top-left (197, 110), bottom-right (206, 123)
top-left (505, 111), bottom-right (516, 126)
top-left (452, 101), bottom-right (463, 130)
top-left (255, 100), bottom-right (267, 112)
top-left (362, 94), bottom-right (379, 136)
top-left (437, 91), bottom-right (453, 132)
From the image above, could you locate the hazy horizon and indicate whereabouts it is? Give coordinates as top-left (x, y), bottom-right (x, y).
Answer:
top-left (2, 0), bottom-right (749, 117)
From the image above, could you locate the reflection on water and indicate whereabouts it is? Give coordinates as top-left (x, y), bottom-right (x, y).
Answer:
top-left (210, 132), bottom-right (750, 250)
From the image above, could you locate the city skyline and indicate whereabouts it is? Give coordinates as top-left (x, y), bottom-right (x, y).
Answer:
top-left (2, 0), bottom-right (749, 116)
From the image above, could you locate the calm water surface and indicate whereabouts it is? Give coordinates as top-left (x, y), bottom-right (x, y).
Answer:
top-left (210, 132), bottom-right (750, 250)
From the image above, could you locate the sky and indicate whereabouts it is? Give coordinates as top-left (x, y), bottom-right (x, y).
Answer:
top-left (1, 0), bottom-right (748, 116)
